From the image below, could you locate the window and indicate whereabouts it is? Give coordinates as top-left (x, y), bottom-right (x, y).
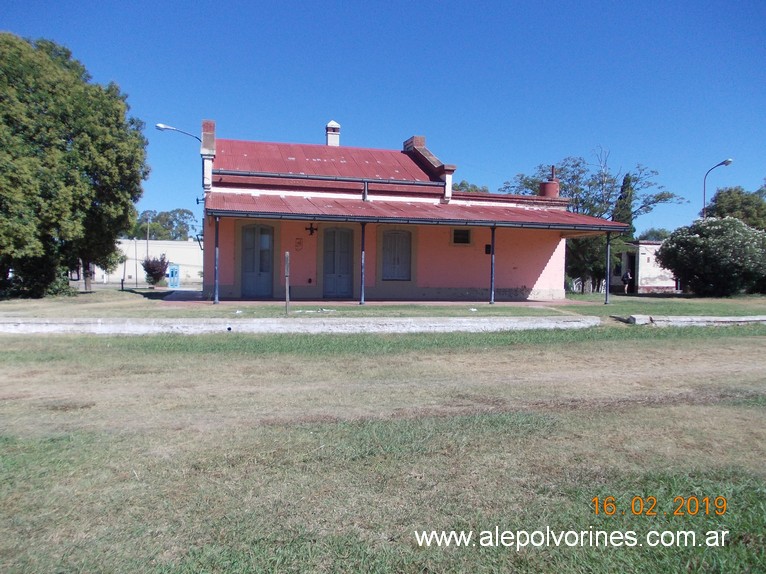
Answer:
top-left (382, 230), bottom-right (411, 281)
top-left (452, 229), bottom-right (471, 245)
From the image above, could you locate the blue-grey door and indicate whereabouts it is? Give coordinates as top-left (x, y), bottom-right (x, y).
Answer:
top-left (242, 224), bottom-right (273, 298)
top-left (323, 228), bottom-right (353, 298)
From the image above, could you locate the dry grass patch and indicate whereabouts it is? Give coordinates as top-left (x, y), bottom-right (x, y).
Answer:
top-left (2, 288), bottom-right (764, 320)
top-left (0, 289), bottom-right (561, 319)
top-left (1, 330), bottom-right (765, 572)
top-left (2, 335), bottom-right (764, 435)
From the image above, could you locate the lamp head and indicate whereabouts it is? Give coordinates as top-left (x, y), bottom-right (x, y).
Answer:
top-left (721, 158), bottom-right (733, 166)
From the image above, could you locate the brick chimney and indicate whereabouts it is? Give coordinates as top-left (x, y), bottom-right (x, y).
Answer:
top-left (325, 120), bottom-right (340, 146)
top-left (539, 165), bottom-right (560, 198)
top-left (201, 120), bottom-right (216, 193)
top-left (403, 136), bottom-right (426, 151)
top-left (403, 136), bottom-right (456, 203)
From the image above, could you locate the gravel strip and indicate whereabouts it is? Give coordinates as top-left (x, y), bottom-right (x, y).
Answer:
top-left (629, 315), bottom-right (766, 326)
top-left (0, 316), bottom-right (601, 335)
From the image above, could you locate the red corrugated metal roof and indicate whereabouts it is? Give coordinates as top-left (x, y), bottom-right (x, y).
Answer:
top-left (212, 173), bottom-right (445, 197)
top-left (215, 140), bottom-right (435, 182)
top-left (205, 193), bottom-right (629, 234)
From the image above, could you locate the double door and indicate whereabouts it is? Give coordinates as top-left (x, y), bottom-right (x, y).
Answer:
top-left (243, 225), bottom-right (353, 299)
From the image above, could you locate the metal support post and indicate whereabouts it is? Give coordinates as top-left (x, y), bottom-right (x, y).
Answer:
top-left (489, 226), bottom-right (496, 304)
top-left (604, 232), bottom-right (611, 305)
top-left (214, 216), bottom-right (220, 304)
top-left (359, 222), bottom-right (366, 305)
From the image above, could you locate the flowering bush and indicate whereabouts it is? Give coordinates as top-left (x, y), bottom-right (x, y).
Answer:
top-left (656, 218), bottom-right (766, 296)
top-left (141, 255), bottom-right (169, 286)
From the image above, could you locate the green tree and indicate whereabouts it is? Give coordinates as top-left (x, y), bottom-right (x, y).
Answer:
top-left (0, 34), bottom-right (148, 296)
top-left (637, 227), bottom-right (672, 241)
top-left (130, 209), bottom-right (198, 240)
top-left (500, 151), bottom-right (679, 291)
top-left (612, 173), bottom-right (635, 238)
top-left (656, 218), bottom-right (766, 296)
top-left (452, 180), bottom-right (490, 194)
top-left (704, 185), bottom-right (766, 231)
top-left (501, 152), bottom-right (677, 218)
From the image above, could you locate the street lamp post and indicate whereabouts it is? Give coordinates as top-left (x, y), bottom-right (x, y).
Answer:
top-left (155, 123), bottom-right (201, 142)
top-left (146, 212), bottom-right (150, 259)
top-left (155, 122), bottom-right (217, 303)
top-left (703, 159), bottom-right (733, 218)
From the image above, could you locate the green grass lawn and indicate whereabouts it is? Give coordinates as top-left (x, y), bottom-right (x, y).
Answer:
top-left (565, 293), bottom-right (766, 319)
top-left (1, 327), bottom-right (765, 572)
top-left (0, 288), bottom-right (765, 320)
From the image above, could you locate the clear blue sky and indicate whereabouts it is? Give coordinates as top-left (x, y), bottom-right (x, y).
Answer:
top-left (4, 0), bottom-right (764, 235)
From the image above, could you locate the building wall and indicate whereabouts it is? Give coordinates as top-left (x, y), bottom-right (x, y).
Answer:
top-left (203, 218), bottom-right (567, 300)
top-left (280, 220), bottom-right (321, 296)
top-left (90, 238), bottom-right (203, 287)
top-left (410, 226), bottom-right (565, 299)
top-left (203, 216), bottom-right (239, 298)
top-left (611, 241), bottom-right (677, 294)
top-left (636, 242), bottom-right (676, 293)
top-left (529, 234), bottom-right (567, 299)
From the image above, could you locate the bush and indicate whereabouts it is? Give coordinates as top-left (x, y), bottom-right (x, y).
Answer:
top-left (751, 275), bottom-right (766, 295)
top-left (656, 218), bottom-right (766, 296)
top-left (44, 271), bottom-right (78, 297)
top-left (141, 255), bottom-right (169, 286)
top-left (0, 257), bottom-right (76, 299)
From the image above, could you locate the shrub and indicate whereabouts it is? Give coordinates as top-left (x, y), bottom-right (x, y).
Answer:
top-left (141, 255), bottom-right (169, 286)
top-left (751, 275), bottom-right (766, 295)
top-left (656, 218), bottom-right (766, 296)
top-left (44, 270), bottom-right (78, 297)
top-left (0, 266), bottom-right (76, 299)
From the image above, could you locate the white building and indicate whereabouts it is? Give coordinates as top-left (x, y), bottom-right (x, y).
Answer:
top-left (92, 238), bottom-right (203, 288)
top-left (612, 240), bottom-right (678, 294)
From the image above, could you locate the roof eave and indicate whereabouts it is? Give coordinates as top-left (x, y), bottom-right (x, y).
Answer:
top-left (204, 207), bottom-right (629, 234)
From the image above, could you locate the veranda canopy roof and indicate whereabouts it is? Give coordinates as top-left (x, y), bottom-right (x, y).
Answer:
top-left (205, 192), bottom-right (629, 236)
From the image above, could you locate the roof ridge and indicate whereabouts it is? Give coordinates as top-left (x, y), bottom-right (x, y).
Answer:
top-left (216, 138), bottom-right (409, 154)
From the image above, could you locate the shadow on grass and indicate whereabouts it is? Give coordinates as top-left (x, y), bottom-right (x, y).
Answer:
top-left (125, 288), bottom-right (176, 301)
top-left (624, 292), bottom-right (696, 299)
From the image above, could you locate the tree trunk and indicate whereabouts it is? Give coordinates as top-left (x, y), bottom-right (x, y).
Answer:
top-left (82, 259), bottom-right (92, 292)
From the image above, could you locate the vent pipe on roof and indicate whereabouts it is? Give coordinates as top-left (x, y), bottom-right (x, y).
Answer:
top-left (326, 120), bottom-right (340, 146)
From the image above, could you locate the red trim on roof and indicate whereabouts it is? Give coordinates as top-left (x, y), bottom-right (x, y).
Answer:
top-left (212, 173), bottom-right (444, 197)
top-left (450, 190), bottom-right (570, 208)
top-left (205, 193), bottom-right (629, 233)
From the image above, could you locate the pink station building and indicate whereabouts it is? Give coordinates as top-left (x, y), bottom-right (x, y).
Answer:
top-left (199, 120), bottom-right (627, 302)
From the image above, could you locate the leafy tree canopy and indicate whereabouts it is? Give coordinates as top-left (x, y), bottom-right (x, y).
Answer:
top-left (452, 180), bottom-right (489, 194)
top-left (130, 209), bottom-right (198, 241)
top-left (637, 227), bottom-right (672, 241)
top-left (499, 151), bottom-right (679, 221)
top-left (0, 33), bottom-right (148, 296)
top-left (704, 184), bottom-right (766, 231)
top-left (500, 150), bottom-right (680, 290)
top-left (656, 217), bottom-right (766, 296)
